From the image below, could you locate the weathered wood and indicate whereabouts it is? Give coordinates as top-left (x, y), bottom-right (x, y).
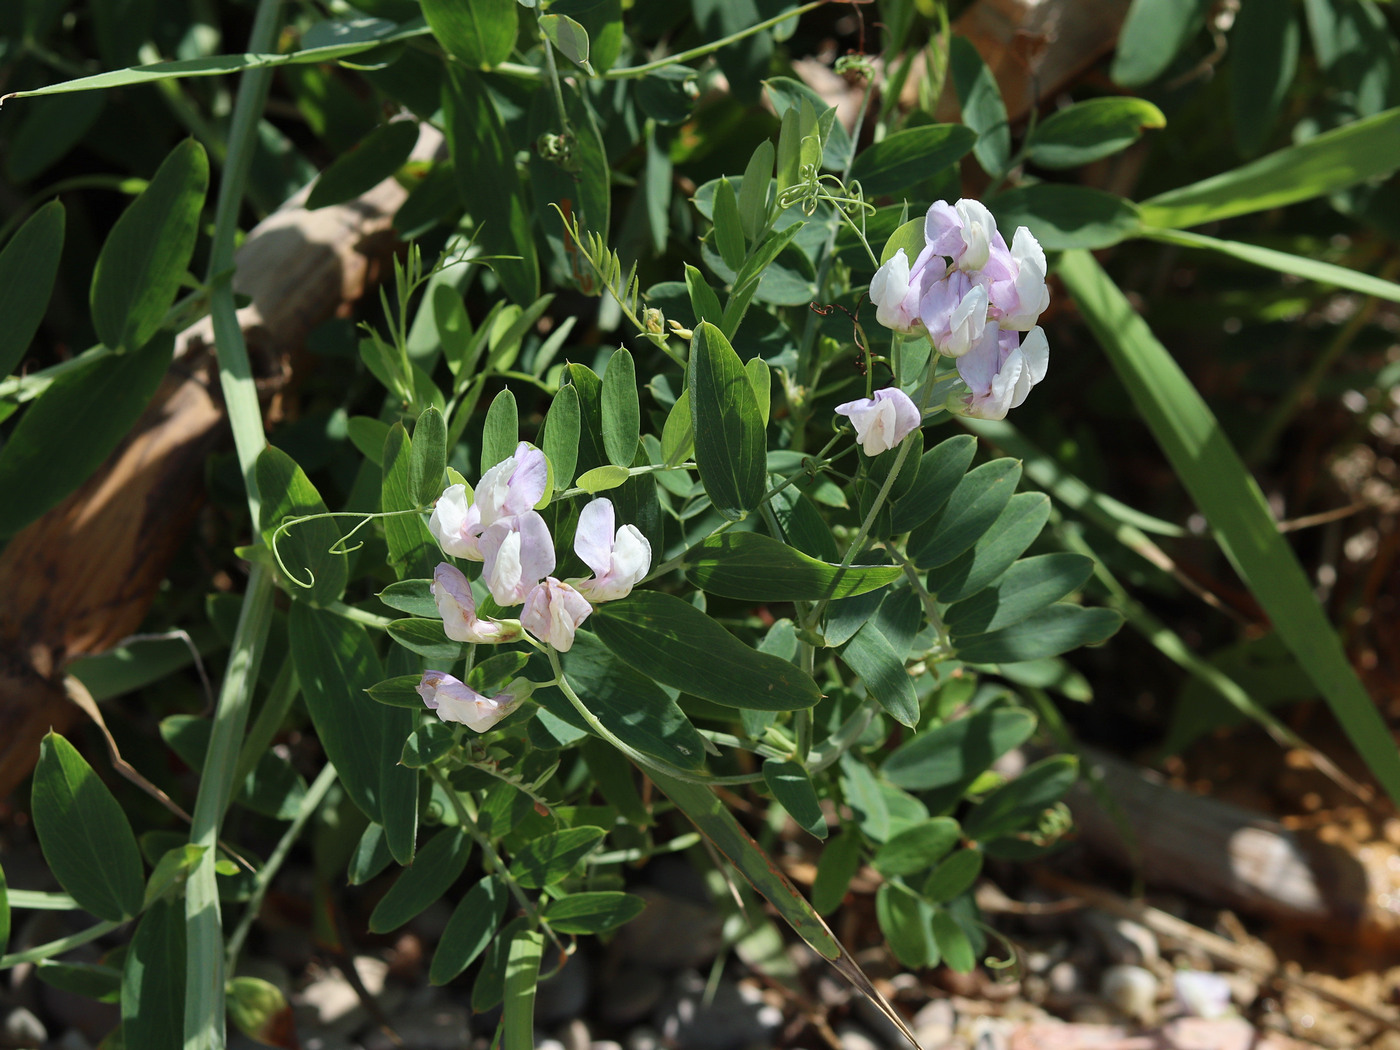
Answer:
top-left (0, 127), bottom-right (442, 800)
top-left (1068, 748), bottom-right (1400, 948)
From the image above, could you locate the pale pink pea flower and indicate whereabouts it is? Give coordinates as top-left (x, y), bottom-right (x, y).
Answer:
top-left (520, 577), bottom-right (592, 652)
top-left (416, 670), bottom-right (527, 732)
top-left (431, 562), bottom-right (521, 644)
top-left (571, 498), bottom-right (651, 603)
top-left (834, 387), bottom-right (922, 456)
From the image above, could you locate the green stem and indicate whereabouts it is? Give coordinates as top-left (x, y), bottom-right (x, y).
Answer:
top-left (0, 920), bottom-right (124, 969)
top-left (807, 699), bottom-right (878, 772)
top-left (231, 657), bottom-right (298, 788)
top-left (225, 763), bottom-right (337, 967)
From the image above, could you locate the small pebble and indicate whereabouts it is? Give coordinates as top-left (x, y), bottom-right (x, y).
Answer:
top-left (1173, 970), bottom-right (1232, 1019)
top-left (0, 1005), bottom-right (47, 1049)
top-left (559, 1017), bottom-right (591, 1050)
top-left (1101, 964), bottom-right (1159, 1023)
top-left (913, 998), bottom-right (955, 1046)
top-left (836, 1023), bottom-right (881, 1050)
top-left (623, 1026), bottom-right (661, 1050)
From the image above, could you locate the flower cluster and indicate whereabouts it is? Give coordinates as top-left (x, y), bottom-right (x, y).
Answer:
top-left (866, 198), bottom-right (1050, 422)
top-left (415, 441), bottom-right (652, 731)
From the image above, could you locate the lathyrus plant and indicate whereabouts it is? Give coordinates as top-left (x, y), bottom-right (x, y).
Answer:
top-left (3, 1), bottom-right (1398, 1048)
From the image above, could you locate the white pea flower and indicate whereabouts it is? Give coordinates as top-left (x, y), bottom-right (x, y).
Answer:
top-left (988, 227), bottom-right (1050, 331)
top-left (921, 272), bottom-right (989, 358)
top-left (954, 326), bottom-right (1049, 420)
top-left (428, 484), bottom-right (484, 560)
top-left (416, 670), bottom-right (529, 732)
top-left (571, 498), bottom-right (651, 603)
top-left (479, 510), bottom-right (556, 607)
top-left (520, 577), bottom-right (593, 652)
top-left (431, 562), bottom-right (521, 643)
top-left (834, 387), bottom-right (922, 456)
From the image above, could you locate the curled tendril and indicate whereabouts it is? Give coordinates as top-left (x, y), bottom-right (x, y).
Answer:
top-left (270, 508), bottom-right (423, 590)
top-left (978, 924), bottom-right (1024, 983)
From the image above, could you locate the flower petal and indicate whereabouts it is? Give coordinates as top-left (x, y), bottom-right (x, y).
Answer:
top-left (574, 498), bottom-right (617, 578)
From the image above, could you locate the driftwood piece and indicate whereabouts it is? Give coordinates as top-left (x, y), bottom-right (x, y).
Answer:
top-left (0, 126), bottom-right (441, 801)
top-left (1068, 748), bottom-right (1400, 950)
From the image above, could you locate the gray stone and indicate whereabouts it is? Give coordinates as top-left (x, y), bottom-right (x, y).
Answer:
top-left (50, 1031), bottom-right (93, 1050)
top-left (534, 1040), bottom-right (565, 1050)
top-left (391, 1002), bottom-right (473, 1049)
top-left (534, 953), bottom-right (591, 1027)
top-left (853, 993), bottom-right (916, 1048)
top-left (655, 971), bottom-right (783, 1050)
top-left (912, 998), bottom-right (955, 1047)
top-left (836, 1024), bottom-right (881, 1050)
top-left (597, 964), bottom-right (666, 1026)
top-left (1172, 970), bottom-right (1232, 1019)
top-left (559, 1018), bottom-right (590, 1050)
top-left (1100, 964), bottom-right (1159, 1023)
top-left (1083, 912), bottom-right (1159, 968)
top-left (623, 1027), bottom-right (660, 1050)
top-left (0, 1006), bottom-right (45, 1049)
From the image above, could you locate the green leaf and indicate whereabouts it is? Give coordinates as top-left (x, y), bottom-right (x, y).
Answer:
top-left (307, 120), bottom-right (419, 209)
top-left (370, 829), bottom-right (472, 932)
top-left (121, 897), bottom-right (185, 1050)
top-left (258, 445), bottom-right (348, 604)
top-left (159, 717), bottom-right (305, 821)
top-left (411, 407), bottom-right (448, 507)
top-left (290, 604), bottom-right (419, 864)
top-left (503, 928), bottom-right (544, 1050)
top-left (1060, 247), bottom-right (1400, 809)
top-left (543, 383), bottom-right (581, 488)
top-left (713, 178), bottom-right (746, 269)
top-left (636, 66), bottom-right (698, 125)
top-left (540, 13), bottom-right (592, 72)
top-left (840, 623), bottom-right (919, 728)
top-left (551, 0), bottom-right (623, 72)
top-left (1137, 107), bottom-right (1400, 229)
top-left (90, 139), bottom-right (207, 352)
top-left (769, 484), bottom-right (838, 562)
top-left (473, 916), bottom-right (527, 1012)
top-left (0, 200), bottom-right (65, 377)
top-left (575, 464), bottom-right (631, 493)
top-left (445, 69), bottom-right (538, 303)
top-left (1230, 0), bottom-right (1299, 155)
top-left (872, 817), bottom-right (961, 877)
top-left (0, 863), bottom-right (7, 953)
top-left (688, 322), bottom-right (765, 519)
top-left (1027, 98), bottom-right (1166, 169)
top-left (881, 217), bottom-right (926, 266)
top-left (685, 264), bottom-right (723, 325)
top-left (945, 554), bottom-right (1094, 637)
top-left (423, 0), bottom-right (516, 68)
top-left (0, 331), bottom-right (172, 537)
top-left (540, 632), bottom-right (710, 773)
top-left (811, 831), bottom-right (862, 915)
top-left (955, 603), bottom-right (1123, 664)
top-left (601, 348), bottom-right (640, 468)
top-left (31, 733), bottom-right (144, 922)
top-left (660, 390), bottom-right (696, 468)
top-left (923, 848), bottom-right (984, 903)
top-left (738, 141), bottom-right (775, 240)
top-left (890, 434), bottom-right (978, 534)
top-left (509, 826), bottom-right (605, 888)
top-left (686, 532), bottom-right (901, 601)
top-left (764, 76), bottom-right (852, 171)
top-left (378, 579), bottom-right (437, 618)
top-left (1111, 0), bottom-right (1209, 86)
top-left (876, 882), bottom-right (938, 969)
top-left (482, 388), bottom-right (520, 473)
top-left (592, 591), bottom-right (821, 712)
top-left (882, 707), bottom-right (1036, 791)
top-left (763, 759), bottom-right (826, 838)
top-left (6, 92), bottom-right (105, 182)
top-left (988, 184), bottom-right (1141, 250)
top-left (1138, 227), bottom-right (1400, 304)
top-left (909, 458), bottom-right (1022, 569)
top-left (541, 892), bottom-right (647, 934)
top-left (388, 618), bottom-right (467, 662)
top-left (35, 961), bottom-right (122, 1003)
top-left (431, 874), bottom-right (507, 985)
top-left (746, 357), bottom-right (771, 427)
top-left (950, 37), bottom-right (1010, 178)
top-left (924, 492), bottom-right (1050, 603)
top-left (349, 823), bottom-right (395, 885)
top-left (963, 754), bottom-right (1078, 841)
top-left (931, 908), bottom-right (976, 973)
top-left (848, 124), bottom-right (977, 196)
top-left (400, 722), bottom-right (457, 771)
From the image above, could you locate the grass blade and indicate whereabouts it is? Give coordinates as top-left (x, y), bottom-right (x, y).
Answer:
top-left (1058, 249), bottom-right (1400, 807)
